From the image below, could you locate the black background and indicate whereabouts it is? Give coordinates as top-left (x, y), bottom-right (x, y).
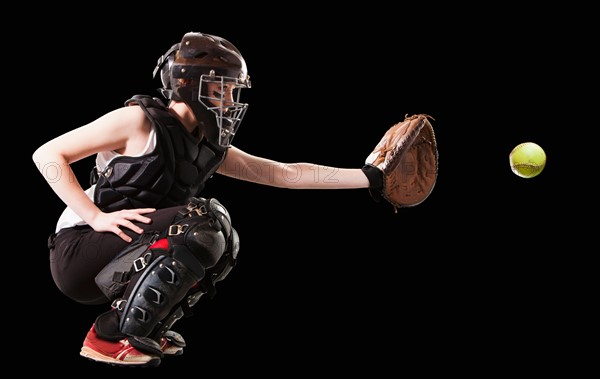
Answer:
top-left (23, 7), bottom-right (576, 375)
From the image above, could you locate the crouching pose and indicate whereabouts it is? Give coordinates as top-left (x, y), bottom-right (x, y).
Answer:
top-left (82, 197), bottom-right (238, 366)
top-left (33, 31), bottom-right (384, 367)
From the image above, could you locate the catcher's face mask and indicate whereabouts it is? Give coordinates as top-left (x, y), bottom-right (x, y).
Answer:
top-left (199, 74), bottom-right (249, 147)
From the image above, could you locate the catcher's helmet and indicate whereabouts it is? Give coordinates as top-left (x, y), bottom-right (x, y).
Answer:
top-left (153, 32), bottom-right (251, 147)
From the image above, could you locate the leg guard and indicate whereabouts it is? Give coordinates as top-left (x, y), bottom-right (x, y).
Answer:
top-left (147, 226), bottom-right (239, 341)
top-left (95, 197), bottom-right (238, 347)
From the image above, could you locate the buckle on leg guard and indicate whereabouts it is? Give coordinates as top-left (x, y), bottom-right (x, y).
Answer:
top-left (111, 299), bottom-right (127, 311)
top-left (168, 224), bottom-right (189, 236)
top-left (133, 252), bottom-right (152, 272)
top-left (177, 198), bottom-right (208, 219)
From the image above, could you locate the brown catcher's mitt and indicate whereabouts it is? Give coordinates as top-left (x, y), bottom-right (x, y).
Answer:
top-left (361, 114), bottom-right (438, 211)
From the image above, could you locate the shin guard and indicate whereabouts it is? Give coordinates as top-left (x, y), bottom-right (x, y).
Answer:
top-left (95, 197), bottom-right (236, 344)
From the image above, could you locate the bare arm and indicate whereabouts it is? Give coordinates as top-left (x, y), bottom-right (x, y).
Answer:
top-left (32, 106), bottom-right (156, 242)
top-left (217, 146), bottom-right (370, 189)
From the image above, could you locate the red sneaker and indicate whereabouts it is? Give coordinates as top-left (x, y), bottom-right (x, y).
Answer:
top-left (80, 326), bottom-right (161, 367)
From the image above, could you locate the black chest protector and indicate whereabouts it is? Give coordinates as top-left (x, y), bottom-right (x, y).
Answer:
top-left (91, 95), bottom-right (228, 212)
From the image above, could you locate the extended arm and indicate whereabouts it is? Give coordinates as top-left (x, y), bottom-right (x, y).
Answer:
top-left (217, 146), bottom-right (370, 189)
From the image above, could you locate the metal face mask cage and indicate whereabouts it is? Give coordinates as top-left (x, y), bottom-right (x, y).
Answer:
top-left (199, 71), bottom-right (250, 147)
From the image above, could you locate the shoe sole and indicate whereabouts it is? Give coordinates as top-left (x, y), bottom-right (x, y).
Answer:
top-left (80, 346), bottom-right (161, 367)
top-left (163, 348), bottom-right (184, 356)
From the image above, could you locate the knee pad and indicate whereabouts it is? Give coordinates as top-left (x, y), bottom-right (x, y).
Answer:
top-left (97, 197), bottom-right (237, 340)
top-left (168, 206), bottom-right (229, 273)
top-left (205, 227), bottom-right (239, 289)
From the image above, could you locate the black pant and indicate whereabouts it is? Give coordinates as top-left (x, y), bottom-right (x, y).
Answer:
top-left (48, 206), bottom-right (183, 305)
